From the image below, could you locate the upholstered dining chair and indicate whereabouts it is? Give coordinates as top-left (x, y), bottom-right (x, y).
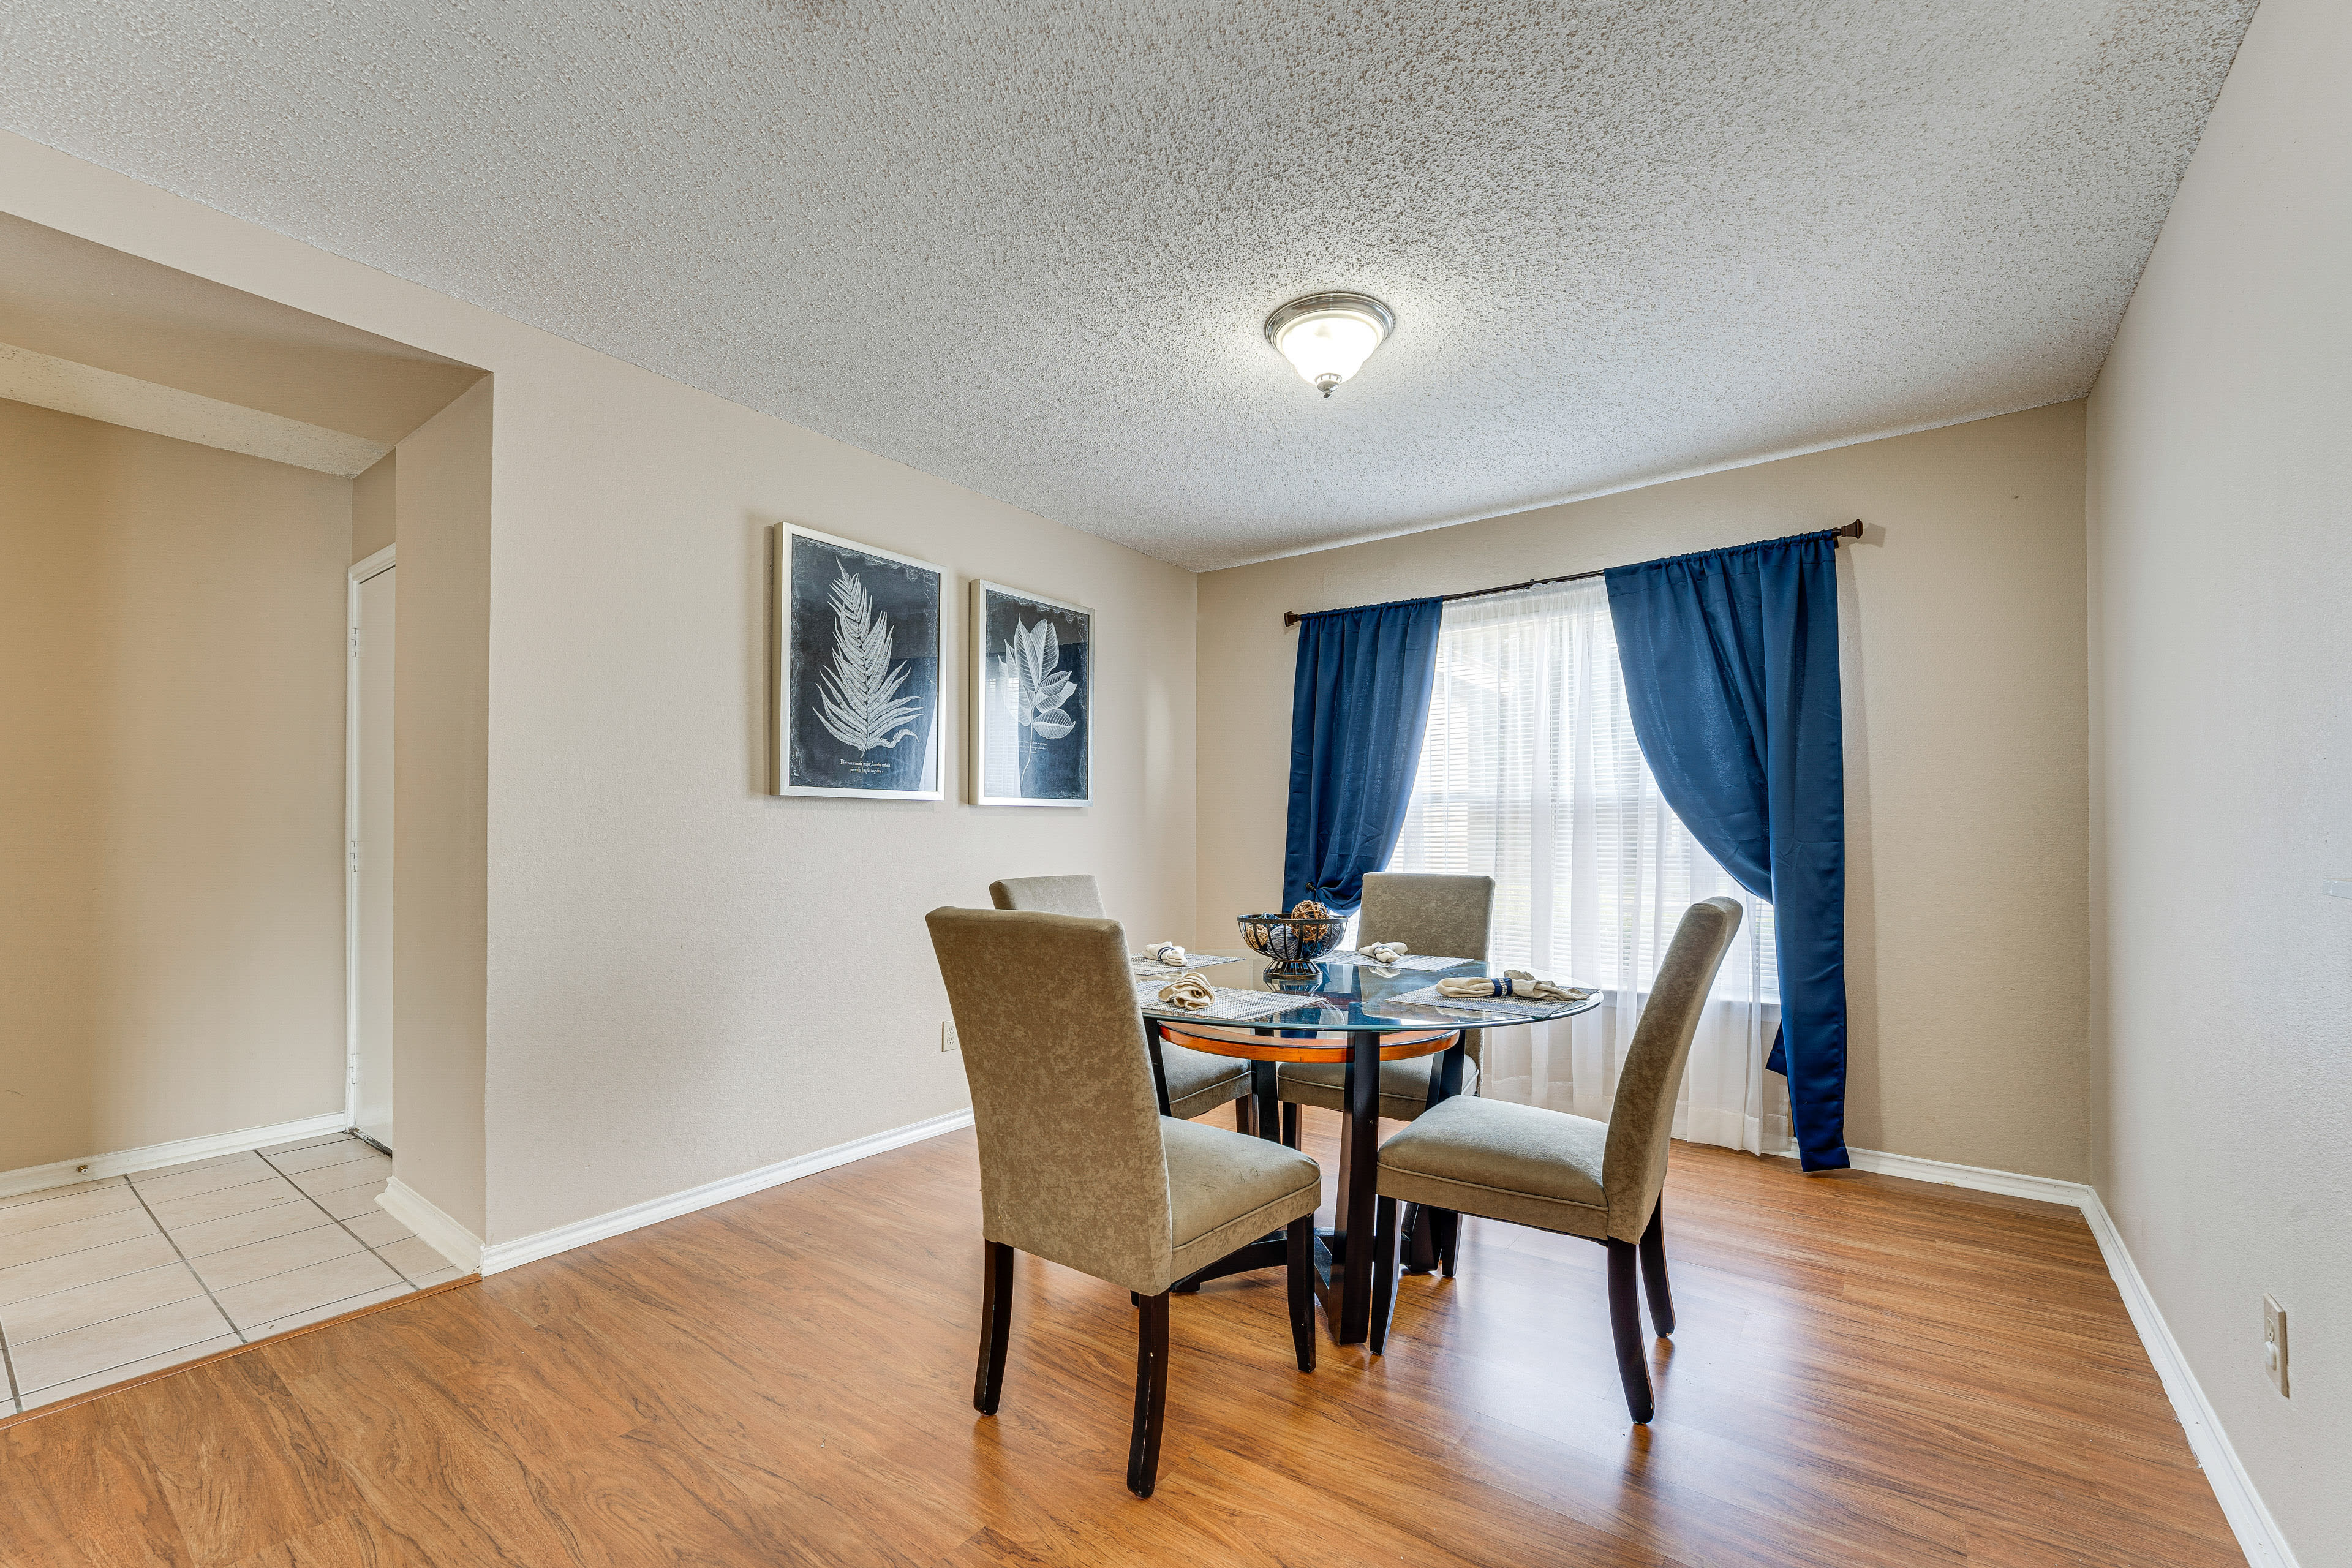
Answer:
top-left (1276, 872), bottom-right (1496, 1135)
top-left (989, 874), bottom-right (1255, 1128)
top-left (927, 907), bottom-right (1323, 1498)
top-left (1276, 872), bottom-right (1495, 1272)
top-left (1366, 895), bottom-right (1743, 1425)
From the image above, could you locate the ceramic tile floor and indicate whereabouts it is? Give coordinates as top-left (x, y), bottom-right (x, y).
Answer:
top-left (0, 1134), bottom-right (464, 1414)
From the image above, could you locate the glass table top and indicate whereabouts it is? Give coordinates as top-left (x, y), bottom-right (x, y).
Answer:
top-left (1134, 953), bottom-right (1602, 1033)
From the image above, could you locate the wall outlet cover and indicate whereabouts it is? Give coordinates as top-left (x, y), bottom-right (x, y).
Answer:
top-left (2263, 1294), bottom-right (2288, 1396)
top-left (941, 1020), bottom-right (959, 1052)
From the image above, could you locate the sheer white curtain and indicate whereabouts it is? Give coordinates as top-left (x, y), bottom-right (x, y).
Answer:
top-left (1386, 579), bottom-right (1792, 1156)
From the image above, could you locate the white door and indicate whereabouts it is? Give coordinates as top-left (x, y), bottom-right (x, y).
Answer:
top-left (350, 556), bottom-right (396, 1152)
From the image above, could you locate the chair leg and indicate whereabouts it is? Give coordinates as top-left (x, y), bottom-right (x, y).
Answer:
top-left (1286, 1215), bottom-right (1317, 1372)
top-left (1400, 1202), bottom-right (1434, 1275)
top-left (974, 1242), bottom-right (1014, 1415)
top-left (1368, 1196), bottom-right (1402, 1355)
top-left (1127, 1291), bottom-right (1171, 1498)
top-left (1280, 1101), bottom-right (1300, 1149)
top-left (1638, 1197), bottom-right (1675, 1337)
top-left (1235, 1096), bottom-right (1255, 1134)
top-left (1605, 1238), bottom-right (1655, 1424)
top-left (1436, 1208), bottom-right (1461, 1278)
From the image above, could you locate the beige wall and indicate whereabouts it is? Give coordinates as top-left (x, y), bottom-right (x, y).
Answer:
top-left (0, 399), bottom-right (351, 1169)
top-left (1, 213), bottom-right (483, 448)
top-left (352, 450), bottom-right (394, 562)
top-left (391, 382), bottom-right (492, 1235)
top-left (1198, 402), bottom-right (2090, 1179)
top-left (2086, 0), bottom-right (2350, 1553)
top-left (0, 132), bottom-right (1199, 1246)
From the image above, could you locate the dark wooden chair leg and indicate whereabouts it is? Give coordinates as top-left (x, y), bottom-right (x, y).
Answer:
top-left (1420, 1213), bottom-right (1458, 1278)
top-left (1235, 1095), bottom-right (1256, 1134)
top-left (1401, 1202), bottom-right (1436, 1275)
top-left (974, 1242), bottom-right (1014, 1415)
top-left (1638, 1197), bottom-right (1675, 1336)
top-left (1127, 1291), bottom-right (1171, 1498)
top-left (1280, 1101), bottom-right (1300, 1149)
top-left (1368, 1196), bottom-right (1402, 1355)
top-left (1286, 1215), bottom-right (1317, 1372)
top-left (1605, 1238), bottom-right (1655, 1424)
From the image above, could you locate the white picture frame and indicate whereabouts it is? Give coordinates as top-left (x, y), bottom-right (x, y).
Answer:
top-left (971, 579), bottom-right (1093, 807)
top-left (774, 523), bottom-right (945, 800)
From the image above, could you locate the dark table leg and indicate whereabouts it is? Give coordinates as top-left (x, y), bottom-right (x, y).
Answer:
top-left (1401, 1039), bottom-right (1467, 1275)
top-left (1251, 1059), bottom-right (1281, 1144)
top-left (1144, 1021), bottom-right (1173, 1117)
top-left (1333, 1028), bottom-right (1382, 1344)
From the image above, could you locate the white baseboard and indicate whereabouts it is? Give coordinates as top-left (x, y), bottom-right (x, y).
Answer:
top-left (0, 1112), bottom-right (349, 1200)
top-left (1844, 1144), bottom-right (2091, 1207)
top-left (378, 1178), bottom-right (484, 1276)
top-left (1847, 1145), bottom-right (2297, 1568)
top-left (477, 1107), bottom-right (975, 1276)
top-left (2077, 1188), bottom-right (2300, 1568)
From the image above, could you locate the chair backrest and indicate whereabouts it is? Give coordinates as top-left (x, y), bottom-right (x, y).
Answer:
top-left (1359, 873), bottom-right (1494, 960)
top-left (1600, 896), bottom-right (1744, 1242)
top-left (1360, 873), bottom-right (1497, 1065)
top-left (987, 875), bottom-right (1106, 918)
top-left (925, 907), bottom-right (1172, 1292)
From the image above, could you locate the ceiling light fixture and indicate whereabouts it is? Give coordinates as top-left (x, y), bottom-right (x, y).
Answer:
top-left (1263, 292), bottom-right (1394, 398)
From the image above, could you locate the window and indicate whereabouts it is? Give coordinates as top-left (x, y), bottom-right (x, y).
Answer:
top-left (1385, 578), bottom-right (1790, 1155)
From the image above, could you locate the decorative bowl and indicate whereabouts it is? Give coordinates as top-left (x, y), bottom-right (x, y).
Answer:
top-left (1237, 912), bottom-right (1345, 976)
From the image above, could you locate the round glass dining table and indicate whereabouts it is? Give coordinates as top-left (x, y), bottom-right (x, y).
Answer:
top-left (1134, 953), bottom-right (1600, 1346)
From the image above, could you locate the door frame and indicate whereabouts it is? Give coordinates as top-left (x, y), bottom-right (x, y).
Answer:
top-left (347, 545), bottom-right (396, 1139)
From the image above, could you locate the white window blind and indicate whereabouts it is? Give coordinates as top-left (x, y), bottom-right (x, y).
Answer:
top-left (1385, 578), bottom-right (1792, 1155)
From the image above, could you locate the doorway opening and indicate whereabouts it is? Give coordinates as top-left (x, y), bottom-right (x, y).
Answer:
top-left (347, 544), bottom-right (396, 1157)
top-left (0, 213), bottom-right (489, 1417)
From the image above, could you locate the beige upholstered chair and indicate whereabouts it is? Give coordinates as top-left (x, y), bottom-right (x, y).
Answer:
top-left (1368, 895), bottom-right (1743, 1425)
top-left (927, 906), bottom-right (1322, 1498)
top-left (1278, 872), bottom-right (1497, 1131)
top-left (1275, 873), bottom-right (1495, 1275)
top-left (990, 874), bottom-right (1253, 1126)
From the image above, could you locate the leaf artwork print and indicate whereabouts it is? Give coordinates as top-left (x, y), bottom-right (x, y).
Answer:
top-left (997, 617), bottom-right (1077, 794)
top-left (816, 568), bottom-right (923, 753)
top-left (1000, 619), bottom-right (1077, 737)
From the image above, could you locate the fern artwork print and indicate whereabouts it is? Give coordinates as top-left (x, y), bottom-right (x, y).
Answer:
top-left (973, 579), bottom-right (1092, 806)
top-left (776, 524), bottom-right (943, 799)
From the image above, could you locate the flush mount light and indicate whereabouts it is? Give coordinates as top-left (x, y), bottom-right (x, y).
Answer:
top-left (1263, 292), bottom-right (1394, 398)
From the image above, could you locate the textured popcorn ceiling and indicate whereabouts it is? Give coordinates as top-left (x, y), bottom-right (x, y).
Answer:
top-left (0, 2), bottom-right (2254, 569)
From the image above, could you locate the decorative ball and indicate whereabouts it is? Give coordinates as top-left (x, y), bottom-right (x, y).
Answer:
top-left (1289, 899), bottom-right (1336, 944)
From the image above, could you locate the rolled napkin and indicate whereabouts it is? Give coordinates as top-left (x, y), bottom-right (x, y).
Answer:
top-left (1435, 968), bottom-right (1592, 1003)
top-left (1361, 941), bottom-right (1410, 963)
top-left (1144, 941), bottom-right (1187, 966)
top-left (1156, 972), bottom-right (1216, 1010)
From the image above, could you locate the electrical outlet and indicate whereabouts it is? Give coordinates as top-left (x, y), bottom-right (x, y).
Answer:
top-left (941, 1020), bottom-right (959, 1053)
top-left (2264, 1295), bottom-right (2289, 1396)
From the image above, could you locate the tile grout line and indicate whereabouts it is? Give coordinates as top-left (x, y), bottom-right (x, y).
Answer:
top-left (0, 1194), bottom-right (160, 1248)
top-left (260, 1142), bottom-right (437, 1291)
top-left (0, 1297), bottom-right (21, 1413)
top-left (123, 1174), bottom-right (251, 1349)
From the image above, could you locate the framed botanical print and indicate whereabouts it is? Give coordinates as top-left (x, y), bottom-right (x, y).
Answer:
top-left (971, 579), bottom-right (1092, 807)
top-left (775, 523), bottom-right (944, 799)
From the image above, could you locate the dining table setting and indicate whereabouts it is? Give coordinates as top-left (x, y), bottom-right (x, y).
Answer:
top-left (1128, 907), bottom-right (1599, 1345)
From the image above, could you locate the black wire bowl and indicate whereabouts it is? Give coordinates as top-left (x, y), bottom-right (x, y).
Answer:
top-left (1237, 912), bottom-right (1345, 976)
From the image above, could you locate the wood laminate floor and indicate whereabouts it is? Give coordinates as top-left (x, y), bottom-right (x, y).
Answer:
top-left (0, 1110), bottom-right (2241, 1567)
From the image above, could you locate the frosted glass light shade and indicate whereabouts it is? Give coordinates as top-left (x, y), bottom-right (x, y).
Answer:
top-left (1264, 293), bottom-right (1395, 397)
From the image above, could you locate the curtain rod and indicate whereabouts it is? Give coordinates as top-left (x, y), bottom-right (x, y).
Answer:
top-left (1280, 520), bottom-right (1864, 628)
